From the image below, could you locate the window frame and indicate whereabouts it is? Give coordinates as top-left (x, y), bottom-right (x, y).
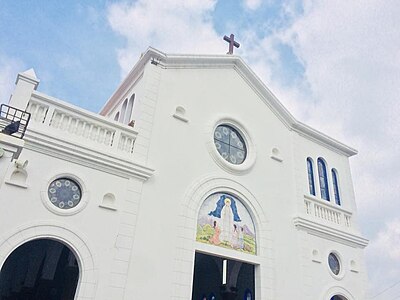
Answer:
top-left (331, 168), bottom-right (341, 205)
top-left (317, 158), bottom-right (330, 201)
top-left (214, 124), bottom-right (247, 165)
top-left (306, 158), bottom-right (316, 196)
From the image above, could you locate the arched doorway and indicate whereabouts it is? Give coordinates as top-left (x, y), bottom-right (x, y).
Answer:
top-left (192, 252), bottom-right (255, 300)
top-left (0, 239), bottom-right (79, 300)
top-left (193, 193), bottom-right (257, 300)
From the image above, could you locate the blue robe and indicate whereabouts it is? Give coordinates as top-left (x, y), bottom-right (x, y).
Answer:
top-left (208, 194), bottom-right (241, 222)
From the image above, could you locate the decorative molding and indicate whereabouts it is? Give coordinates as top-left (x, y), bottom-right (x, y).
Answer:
top-left (172, 106), bottom-right (189, 123)
top-left (4, 179), bottom-right (28, 189)
top-left (350, 259), bottom-right (359, 273)
top-left (311, 249), bottom-right (321, 263)
top-left (99, 204), bottom-right (117, 211)
top-left (293, 216), bottom-right (369, 249)
top-left (270, 147), bottom-right (283, 162)
top-left (107, 47), bottom-right (357, 157)
top-left (24, 129), bottom-right (154, 180)
top-left (99, 193), bottom-right (118, 211)
top-left (40, 173), bottom-right (90, 216)
top-left (171, 174), bottom-right (275, 299)
top-left (270, 155), bottom-right (283, 163)
top-left (0, 221), bottom-right (98, 300)
top-left (304, 194), bottom-right (353, 216)
top-left (205, 116), bottom-right (256, 175)
top-left (0, 134), bottom-right (25, 160)
top-left (172, 114), bottom-right (188, 122)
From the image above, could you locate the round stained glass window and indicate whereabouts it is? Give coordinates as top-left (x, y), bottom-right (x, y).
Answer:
top-left (47, 178), bottom-right (82, 209)
top-left (328, 253), bottom-right (341, 275)
top-left (214, 125), bottom-right (247, 165)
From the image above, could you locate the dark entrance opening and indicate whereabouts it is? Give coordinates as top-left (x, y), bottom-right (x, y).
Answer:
top-left (192, 252), bottom-right (255, 300)
top-left (0, 239), bottom-right (79, 300)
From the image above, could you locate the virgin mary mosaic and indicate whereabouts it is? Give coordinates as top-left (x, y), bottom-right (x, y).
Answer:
top-left (196, 193), bottom-right (256, 255)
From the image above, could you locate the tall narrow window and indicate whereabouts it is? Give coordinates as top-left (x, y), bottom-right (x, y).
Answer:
top-left (120, 99), bottom-right (128, 123)
top-left (124, 94), bottom-right (135, 124)
top-left (317, 158), bottom-right (330, 201)
top-left (332, 168), bottom-right (341, 205)
top-left (306, 158), bottom-right (316, 196)
top-left (114, 112), bottom-right (120, 121)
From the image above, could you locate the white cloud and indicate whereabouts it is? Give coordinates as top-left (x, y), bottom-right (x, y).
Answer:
top-left (0, 55), bottom-right (25, 105)
top-left (262, 0), bottom-right (400, 295)
top-left (107, 0), bottom-right (226, 76)
top-left (372, 219), bottom-right (400, 261)
top-left (243, 0), bottom-right (262, 10)
top-left (276, 0), bottom-right (400, 214)
top-left (367, 219), bottom-right (400, 298)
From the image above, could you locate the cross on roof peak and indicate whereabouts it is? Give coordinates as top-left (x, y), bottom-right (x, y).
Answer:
top-left (223, 34), bottom-right (240, 55)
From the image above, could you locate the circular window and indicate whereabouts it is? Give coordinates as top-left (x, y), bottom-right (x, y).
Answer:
top-left (328, 253), bottom-right (341, 275)
top-left (214, 125), bottom-right (247, 165)
top-left (47, 178), bottom-right (82, 209)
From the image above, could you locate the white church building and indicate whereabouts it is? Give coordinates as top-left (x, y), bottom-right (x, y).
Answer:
top-left (0, 47), bottom-right (368, 300)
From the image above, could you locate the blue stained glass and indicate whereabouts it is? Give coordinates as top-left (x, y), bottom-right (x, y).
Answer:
top-left (317, 158), bottom-right (330, 201)
top-left (214, 125), bottom-right (247, 165)
top-left (328, 253), bottom-right (340, 275)
top-left (332, 169), bottom-right (341, 205)
top-left (47, 178), bottom-right (82, 209)
top-left (307, 158), bottom-right (316, 196)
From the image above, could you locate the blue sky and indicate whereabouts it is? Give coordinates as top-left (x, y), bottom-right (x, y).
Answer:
top-left (1, 1), bottom-right (400, 298)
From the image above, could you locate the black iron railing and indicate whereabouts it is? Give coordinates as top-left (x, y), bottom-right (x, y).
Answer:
top-left (0, 104), bottom-right (31, 139)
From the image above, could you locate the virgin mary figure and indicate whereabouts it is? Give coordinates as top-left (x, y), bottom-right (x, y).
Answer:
top-left (208, 194), bottom-right (241, 246)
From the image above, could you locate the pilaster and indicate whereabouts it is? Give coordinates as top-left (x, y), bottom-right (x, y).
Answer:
top-left (9, 69), bottom-right (40, 110)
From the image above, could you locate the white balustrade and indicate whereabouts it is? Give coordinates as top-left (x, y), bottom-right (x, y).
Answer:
top-left (26, 92), bottom-right (138, 157)
top-left (304, 195), bottom-right (352, 228)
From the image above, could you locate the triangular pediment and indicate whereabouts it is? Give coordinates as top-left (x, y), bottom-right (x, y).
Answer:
top-left (101, 47), bottom-right (357, 157)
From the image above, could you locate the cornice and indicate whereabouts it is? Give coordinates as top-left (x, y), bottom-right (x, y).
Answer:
top-left (293, 216), bottom-right (369, 248)
top-left (100, 47), bottom-right (358, 157)
top-left (24, 129), bottom-right (154, 180)
top-left (99, 47), bottom-right (164, 116)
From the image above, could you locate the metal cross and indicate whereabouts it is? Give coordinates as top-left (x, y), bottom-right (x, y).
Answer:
top-left (223, 34), bottom-right (240, 55)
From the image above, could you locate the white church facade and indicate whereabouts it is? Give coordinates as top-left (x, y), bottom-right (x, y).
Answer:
top-left (0, 47), bottom-right (368, 300)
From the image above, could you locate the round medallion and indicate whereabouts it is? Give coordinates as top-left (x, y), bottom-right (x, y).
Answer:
top-left (328, 253), bottom-right (341, 275)
top-left (47, 178), bottom-right (82, 209)
top-left (214, 125), bottom-right (247, 165)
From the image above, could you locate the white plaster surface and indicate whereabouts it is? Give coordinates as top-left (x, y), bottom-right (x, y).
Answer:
top-left (0, 49), bottom-right (368, 300)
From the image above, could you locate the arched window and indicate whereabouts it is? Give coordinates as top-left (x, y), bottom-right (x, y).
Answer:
top-left (306, 158), bottom-right (316, 196)
top-left (317, 158), bottom-right (330, 201)
top-left (330, 296), bottom-right (347, 300)
top-left (120, 98), bottom-right (128, 123)
top-left (332, 168), bottom-right (341, 205)
top-left (114, 111), bottom-right (120, 121)
top-left (124, 94), bottom-right (135, 124)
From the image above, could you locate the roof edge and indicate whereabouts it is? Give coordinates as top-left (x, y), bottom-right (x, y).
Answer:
top-left (100, 47), bottom-right (358, 157)
top-left (99, 47), bottom-right (166, 115)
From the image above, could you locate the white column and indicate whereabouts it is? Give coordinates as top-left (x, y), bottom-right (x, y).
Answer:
top-left (9, 69), bottom-right (40, 110)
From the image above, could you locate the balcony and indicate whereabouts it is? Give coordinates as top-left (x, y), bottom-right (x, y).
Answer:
top-left (0, 104), bottom-right (31, 160)
top-left (303, 194), bottom-right (352, 229)
top-left (25, 92), bottom-right (137, 159)
top-left (0, 104), bottom-right (31, 139)
top-left (293, 195), bottom-right (368, 248)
